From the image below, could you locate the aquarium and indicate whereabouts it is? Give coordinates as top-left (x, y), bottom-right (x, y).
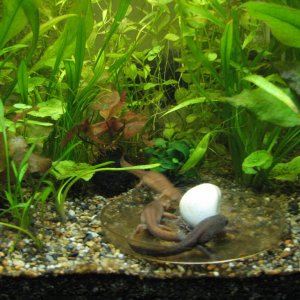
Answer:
top-left (0, 1), bottom-right (300, 296)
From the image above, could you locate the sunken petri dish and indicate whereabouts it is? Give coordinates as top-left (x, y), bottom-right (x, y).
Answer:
top-left (100, 189), bottom-right (287, 264)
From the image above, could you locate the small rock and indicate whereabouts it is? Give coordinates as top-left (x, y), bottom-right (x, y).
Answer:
top-left (68, 209), bottom-right (76, 220)
top-left (84, 231), bottom-right (98, 242)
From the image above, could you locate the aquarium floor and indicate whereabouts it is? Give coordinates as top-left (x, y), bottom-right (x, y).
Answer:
top-left (0, 171), bottom-right (300, 299)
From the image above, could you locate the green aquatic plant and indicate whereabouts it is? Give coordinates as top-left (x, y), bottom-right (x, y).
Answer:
top-left (144, 138), bottom-right (190, 176)
top-left (0, 0), bottom-right (134, 161)
top-left (0, 100), bottom-right (54, 248)
top-left (167, 0), bottom-right (300, 188)
top-left (51, 159), bottom-right (160, 221)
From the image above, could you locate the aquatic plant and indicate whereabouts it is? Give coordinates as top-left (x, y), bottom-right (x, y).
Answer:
top-left (62, 89), bottom-right (147, 155)
top-left (0, 101), bottom-right (53, 249)
top-left (161, 0), bottom-right (300, 188)
top-left (51, 159), bottom-right (160, 221)
top-left (1, 0), bottom-right (300, 248)
top-left (144, 138), bottom-right (190, 176)
top-left (0, 0), bottom-right (134, 241)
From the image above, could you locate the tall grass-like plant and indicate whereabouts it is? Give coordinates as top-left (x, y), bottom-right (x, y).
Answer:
top-left (0, 0), bottom-right (134, 161)
top-left (167, 0), bottom-right (300, 188)
top-left (0, 100), bottom-right (52, 249)
top-left (0, 0), bottom-right (139, 244)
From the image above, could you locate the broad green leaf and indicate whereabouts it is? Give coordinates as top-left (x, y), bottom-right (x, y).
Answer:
top-left (51, 160), bottom-right (95, 181)
top-left (147, 0), bottom-right (173, 6)
top-left (186, 114), bottom-right (198, 123)
top-left (168, 141), bottom-right (190, 160)
top-left (242, 150), bottom-right (273, 175)
top-left (147, 46), bottom-right (162, 61)
top-left (144, 82), bottom-right (157, 90)
top-left (160, 158), bottom-right (177, 170)
top-left (154, 138), bottom-right (167, 147)
top-left (124, 64), bottom-right (138, 81)
top-left (243, 74), bottom-right (299, 113)
top-left (180, 133), bottom-right (211, 173)
top-left (164, 33), bottom-right (180, 41)
top-left (242, 2), bottom-right (300, 48)
top-left (226, 88), bottom-right (300, 127)
top-left (28, 99), bottom-right (64, 120)
top-left (206, 52), bottom-right (218, 62)
top-left (269, 156), bottom-right (300, 181)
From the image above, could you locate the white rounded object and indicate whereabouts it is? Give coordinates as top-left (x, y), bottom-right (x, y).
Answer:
top-left (179, 183), bottom-right (221, 227)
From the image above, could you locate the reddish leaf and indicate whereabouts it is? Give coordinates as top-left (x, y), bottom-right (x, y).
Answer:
top-left (61, 125), bottom-right (80, 147)
top-left (7, 136), bottom-right (52, 175)
top-left (91, 90), bottom-right (126, 120)
top-left (13, 106), bottom-right (38, 122)
top-left (107, 118), bottom-right (124, 132)
top-left (90, 121), bottom-right (109, 136)
top-left (28, 154), bottom-right (52, 173)
top-left (122, 112), bottom-right (147, 140)
top-left (123, 120), bottom-right (146, 139)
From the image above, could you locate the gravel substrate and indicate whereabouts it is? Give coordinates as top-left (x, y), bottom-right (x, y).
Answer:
top-left (0, 173), bottom-right (299, 281)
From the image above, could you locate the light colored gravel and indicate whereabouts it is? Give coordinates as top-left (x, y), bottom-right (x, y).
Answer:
top-left (0, 173), bottom-right (299, 279)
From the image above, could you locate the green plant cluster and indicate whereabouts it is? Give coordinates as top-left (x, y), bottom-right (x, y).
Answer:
top-left (1, 0), bottom-right (300, 245)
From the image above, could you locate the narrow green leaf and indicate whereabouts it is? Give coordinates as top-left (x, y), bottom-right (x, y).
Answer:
top-left (74, 16), bottom-right (86, 91)
top-left (0, 44), bottom-right (28, 56)
top-left (64, 60), bottom-right (76, 92)
top-left (0, 221), bottom-right (41, 245)
top-left (17, 60), bottom-right (29, 104)
top-left (20, 14), bottom-right (77, 45)
top-left (180, 133), bottom-right (211, 173)
top-left (77, 0), bottom-right (131, 103)
top-left (21, 0), bottom-right (40, 61)
top-left (94, 0), bottom-right (131, 69)
top-left (220, 19), bottom-right (233, 91)
top-left (32, 1), bottom-right (93, 72)
top-left (0, 0), bottom-right (27, 49)
top-left (185, 36), bottom-right (221, 84)
top-left (17, 162), bottom-right (29, 182)
top-left (162, 97), bottom-right (206, 116)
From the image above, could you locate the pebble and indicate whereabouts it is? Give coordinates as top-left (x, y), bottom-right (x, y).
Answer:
top-left (0, 173), bottom-right (299, 279)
